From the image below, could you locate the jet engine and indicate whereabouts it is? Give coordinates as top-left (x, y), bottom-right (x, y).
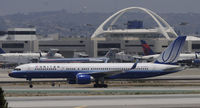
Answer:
top-left (76, 74), bottom-right (94, 84)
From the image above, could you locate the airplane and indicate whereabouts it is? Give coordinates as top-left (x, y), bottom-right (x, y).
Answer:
top-left (39, 48), bottom-right (119, 63)
top-left (140, 40), bottom-right (200, 65)
top-left (9, 36), bottom-right (186, 88)
top-left (0, 48), bottom-right (63, 65)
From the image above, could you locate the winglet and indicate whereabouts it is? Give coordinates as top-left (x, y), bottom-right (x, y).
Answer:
top-left (155, 36), bottom-right (187, 64)
top-left (131, 59), bottom-right (139, 69)
top-left (105, 48), bottom-right (118, 58)
top-left (47, 49), bottom-right (59, 57)
top-left (0, 48), bottom-right (6, 54)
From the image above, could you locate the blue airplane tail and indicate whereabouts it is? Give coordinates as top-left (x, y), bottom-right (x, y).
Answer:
top-left (154, 36), bottom-right (186, 64)
top-left (140, 40), bottom-right (155, 55)
top-left (0, 48), bottom-right (6, 54)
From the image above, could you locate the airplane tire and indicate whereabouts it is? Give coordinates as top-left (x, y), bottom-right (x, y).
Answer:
top-left (51, 83), bottom-right (55, 87)
top-left (103, 84), bottom-right (108, 88)
top-left (29, 84), bottom-right (33, 88)
top-left (94, 84), bottom-right (98, 88)
top-left (93, 84), bottom-right (108, 88)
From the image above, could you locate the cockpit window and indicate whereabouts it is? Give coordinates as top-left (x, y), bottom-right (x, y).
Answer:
top-left (14, 68), bottom-right (21, 71)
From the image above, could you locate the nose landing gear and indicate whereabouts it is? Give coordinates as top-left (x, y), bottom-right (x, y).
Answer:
top-left (27, 78), bottom-right (33, 88)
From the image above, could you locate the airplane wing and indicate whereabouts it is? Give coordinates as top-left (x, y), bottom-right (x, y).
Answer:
top-left (83, 70), bottom-right (125, 78)
top-left (80, 60), bottom-right (139, 78)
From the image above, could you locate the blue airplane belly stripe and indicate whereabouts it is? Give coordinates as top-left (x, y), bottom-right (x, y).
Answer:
top-left (10, 70), bottom-right (178, 79)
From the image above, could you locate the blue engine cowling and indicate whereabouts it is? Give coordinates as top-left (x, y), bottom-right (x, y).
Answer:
top-left (76, 74), bottom-right (94, 84)
top-left (68, 79), bottom-right (76, 84)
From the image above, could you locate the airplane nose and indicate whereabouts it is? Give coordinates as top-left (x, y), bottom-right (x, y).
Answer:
top-left (8, 71), bottom-right (16, 77)
top-left (8, 72), bottom-right (14, 77)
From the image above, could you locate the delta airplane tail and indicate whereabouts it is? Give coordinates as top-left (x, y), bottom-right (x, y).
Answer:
top-left (155, 36), bottom-right (186, 64)
top-left (140, 40), bottom-right (154, 55)
top-left (0, 48), bottom-right (6, 54)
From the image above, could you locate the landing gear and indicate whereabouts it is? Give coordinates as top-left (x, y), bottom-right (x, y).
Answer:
top-left (51, 82), bottom-right (55, 87)
top-left (29, 84), bottom-right (33, 88)
top-left (93, 78), bottom-right (108, 88)
top-left (27, 78), bottom-right (33, 88)
top-left (94, 84), bottom-right (108, 88)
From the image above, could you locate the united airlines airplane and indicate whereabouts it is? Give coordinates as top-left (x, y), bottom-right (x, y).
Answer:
top-left (9, 36), bottom-right (186, 88)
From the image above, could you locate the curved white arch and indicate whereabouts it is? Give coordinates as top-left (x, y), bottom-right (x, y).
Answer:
top-left (91, 7), bottom-right (177, 40)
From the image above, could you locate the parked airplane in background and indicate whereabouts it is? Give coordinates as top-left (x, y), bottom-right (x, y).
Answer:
top-left (140, 40), bottom-right (200, 66)
top-left (39, 48), bottom-right (118, 63)
top-left (9, 36), bottom-right (186, 88)
top-left (0, 48), bottom-right (63, 65)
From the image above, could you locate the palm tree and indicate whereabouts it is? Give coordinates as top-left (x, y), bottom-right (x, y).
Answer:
top-left (0, 87), bottom-right (8, 108)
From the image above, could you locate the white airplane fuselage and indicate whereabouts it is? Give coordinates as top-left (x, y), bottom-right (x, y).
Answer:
top-left (142, 53), bottom-right (198, 61)
top-left (9, 63), bottom-right (182, 79)
top-left (0, 53), bottom-right (63, 64)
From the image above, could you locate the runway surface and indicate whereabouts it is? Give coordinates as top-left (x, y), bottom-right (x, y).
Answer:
top-left (6, 94), bottom-right (200, 108)
top-left (1, 68), bottom-right (200, 108)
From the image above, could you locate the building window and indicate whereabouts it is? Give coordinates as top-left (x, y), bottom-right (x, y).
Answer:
top-left (125, 40), bottom-right (129, 43)
top-left (10, 51), bottom-right (23, 53)
top-left (192, 44), bottom-right (200, 49)
top-left (39, 45), bottom-right (85, 47)
top-left (8, 31), bottom-right (36, 35)
top-left (2, 43), bottom-right (24, 48)
top-left (98, 51), bottom-right (108, 56)
top-left (162, 45), bottom-right (168, 48)
top-left (125, 45), bottom-right (141, 47)
top-left (98, 43), bottom-right (120, 48)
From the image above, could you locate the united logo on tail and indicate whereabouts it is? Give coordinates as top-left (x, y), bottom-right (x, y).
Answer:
top-left (155, 36), bottom-right (186, 64)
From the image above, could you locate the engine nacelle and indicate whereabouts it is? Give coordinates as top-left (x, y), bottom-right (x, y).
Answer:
top-left (76, 74), bottom-right (94, 84)
top-left (68, 79), bottom-right (76, 84)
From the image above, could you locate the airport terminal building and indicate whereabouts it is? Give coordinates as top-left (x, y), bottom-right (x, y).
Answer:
top-left (1, 7), bottom-right (200, 58)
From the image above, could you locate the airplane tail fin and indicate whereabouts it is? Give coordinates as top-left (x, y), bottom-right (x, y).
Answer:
top-left (46, 49), bottom-right (59, 57)
top-left (154, 36), bottom-right (186, 64)
top-left (105, 48), bottom-right (119, 58)
top-left (140, 40), bottom-right (154, 55)
top-left (0, 48), bottom-right (6, 54)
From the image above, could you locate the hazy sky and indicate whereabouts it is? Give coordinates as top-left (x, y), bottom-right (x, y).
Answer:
top-left (0, 0), bottom-right (200, 15)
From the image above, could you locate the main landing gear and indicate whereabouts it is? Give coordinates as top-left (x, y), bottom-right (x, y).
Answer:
top-left (26, 78), bottom-right (56, 88)
top-left (93, 78), bottom-right (108, 88)
top-left (27, 78), bottom-right (33, 88)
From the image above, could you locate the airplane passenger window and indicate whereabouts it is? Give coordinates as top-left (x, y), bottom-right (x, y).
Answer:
top-left (14, 68), bottom-right (21, 71)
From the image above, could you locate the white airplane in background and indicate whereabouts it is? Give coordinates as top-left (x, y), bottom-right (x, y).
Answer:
top-left (39, 48), bottom-right (119, 63)
top-left (9, 36), bottom-right (187, 88)
top-left (0, 48), bottom-right (63, 64)
top-left (140, 40), bottom-right (200, 63)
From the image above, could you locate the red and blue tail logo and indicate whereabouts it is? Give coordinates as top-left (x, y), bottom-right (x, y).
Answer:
top-left (140, 40), bottom-right (154, 55)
